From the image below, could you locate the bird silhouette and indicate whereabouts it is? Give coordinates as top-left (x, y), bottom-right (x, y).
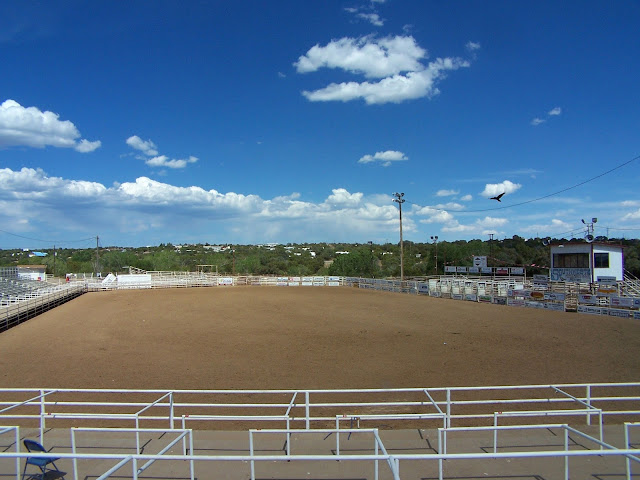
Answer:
top-left (490, 192), bottom-right (505, 202)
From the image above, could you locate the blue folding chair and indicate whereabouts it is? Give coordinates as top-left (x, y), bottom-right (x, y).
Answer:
top-left (22, 439), bottom-right (65, 480)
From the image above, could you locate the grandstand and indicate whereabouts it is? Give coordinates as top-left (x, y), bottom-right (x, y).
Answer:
top-left (0, 267), bottom-right (85, 331)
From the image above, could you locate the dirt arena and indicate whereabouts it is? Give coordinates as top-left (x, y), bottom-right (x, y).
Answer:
top-left (1, 286), bottom-right (639, 390)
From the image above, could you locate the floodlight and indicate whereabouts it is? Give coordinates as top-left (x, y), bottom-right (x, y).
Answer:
top-left (592, 218), bottom-right (598, 223)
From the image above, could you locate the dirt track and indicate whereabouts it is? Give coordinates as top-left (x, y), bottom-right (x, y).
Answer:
top-left (1, 287), bottom-right (639, 390)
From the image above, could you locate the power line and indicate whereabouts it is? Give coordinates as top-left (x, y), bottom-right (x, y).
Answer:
top-left (407, 153), bottom-right (640, 214)
top-left (0, 228), bottom-right (95, 245)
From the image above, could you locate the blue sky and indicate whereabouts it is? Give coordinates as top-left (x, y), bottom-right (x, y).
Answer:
top-left (1, 0), bottom-right (639, 249)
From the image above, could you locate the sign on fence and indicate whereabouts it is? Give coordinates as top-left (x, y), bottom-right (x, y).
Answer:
top-left (577, 305), bottom-right (605, 315)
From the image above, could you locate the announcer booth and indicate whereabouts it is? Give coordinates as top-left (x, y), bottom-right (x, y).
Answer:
top-left (549, 242), bottom-right (624, 283)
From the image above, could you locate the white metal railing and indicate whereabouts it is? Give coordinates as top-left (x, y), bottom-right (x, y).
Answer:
top-left (2, 384), bottom-right (640, 437)
top-left (1, 426), bottom-right (640, 480)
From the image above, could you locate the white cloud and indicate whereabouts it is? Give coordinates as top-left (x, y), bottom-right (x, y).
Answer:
top-left (621, 200), bottom-right (640, 207)
top-left (295, 35), bottom-right (427, 79)
top-left (356, 13), bottom-right (384, 26)
top-left (303, 57), bottom-right (470, 105)
top-left (326, 188), bottom-right (363, 206)
top-left (74, 139), bottom-right (101, 153)
top-left (415, 206), bottom-right (454, 224)
top-left (477, 216), bottom-right (508, 227)
top-left (126, 135), bottom-right (158, 156)
top-left (436, 189), bottom-right (459, 197)
top-left (531, 106), bottom-right (562, 126)
top-left (126, 135), bottom-right (197, 170)
top-left (520, 218), bottom-right (573, 233)
top-left (465, 41), bottom-right (481, 51)
top-left (460, 194), bottom-right (472, 201)
top-left (296, 34), bottom-right (472, 105)
top-left (481, 180), bottom-right (522, 198)
top-left (146, 155), bottom-right (198, 169)
top-left (358, 150), bottom-right (408, 166)
top-left (0, 167), bottom-right (408, 244)
top-left (434, 202), bottom-right (465, 211)
top-left (622, 209), bottom-right (640, 220)
top-left (0, 99), bottom-right (100, 152)
top-left (442, 216), bottom-right (507, 234)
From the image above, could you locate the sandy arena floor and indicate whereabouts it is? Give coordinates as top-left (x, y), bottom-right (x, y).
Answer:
top-left (1, 286), bottom-right (639, 390)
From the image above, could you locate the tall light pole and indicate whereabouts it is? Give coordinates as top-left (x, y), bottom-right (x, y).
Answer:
top-left (393, 192), bottom-right (405, 282)
top-left (488, 233), bottom-right (494, 266)
top-left (430, 235), bottom-right (438, 275)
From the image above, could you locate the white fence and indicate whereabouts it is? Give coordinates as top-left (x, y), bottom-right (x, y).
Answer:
top-left (1, 384), bottom-right (640, 479)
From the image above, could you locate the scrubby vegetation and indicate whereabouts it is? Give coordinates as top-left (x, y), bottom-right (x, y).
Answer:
top-left (2, 237), bottom-right (639, 278)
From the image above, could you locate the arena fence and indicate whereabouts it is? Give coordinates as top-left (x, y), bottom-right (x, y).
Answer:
top-left (1, 384), bottom-right (639, 479)
top-left (76, 271), bottom-right (640, 316)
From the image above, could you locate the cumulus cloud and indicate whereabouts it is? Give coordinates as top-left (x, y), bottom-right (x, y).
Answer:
top-left (548, 107), bottom-right (562, 116)
top-left (415, 206), bottom-right (454, 224)
top-left (295, 35), bottom-right (426, 78)
top-left (434, 202), bottom-right (465, 211)
top-left (356, 13), bottom-right (384, 26)
top-left (0, 99), bottom-right (100, 152)
top-left (622, 209), bottom-right (640, 220)
top-left (460, 194), bottom-right (472, 201)
top-left (295, 35), bottom-right (471, 105)
top-left (530, 117), bottom-right (545, 126)
top-left (146, 155), bottom-right (198, 169)
top-left (326, 188), bottom-right (364, 206)
top-left (358, 150), bottom-right (408, 166)
top-left (436, 189), bottom-right (458, 197)
top-left (126, 135), bottom-right (158, 156)
top-left (125, 135), bottom-right (197, 170)
top-left (303, 57), bottom-right (470, 105)
top-left (0, 167), bottom-right (406, 244)
top-left (481, 180), bottom-right (521, 198)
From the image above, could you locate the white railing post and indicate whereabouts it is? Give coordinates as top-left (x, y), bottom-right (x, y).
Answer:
top-left (39, 389), bottom-right (45, 441)
top-left (625, 423), bottom-right (631, 480)
top-left (249, 430), bottom-right (255, 480)
top-left (305, 391), bottom-right (310, 429)
top-left (564, 426), bottom-right (569, 480)
top-left (71, 428), bottom-right (78, 480)
top-left (169, 391), bottom-right (174, 429)
top-left (586, 384), bottom-right (592, 425)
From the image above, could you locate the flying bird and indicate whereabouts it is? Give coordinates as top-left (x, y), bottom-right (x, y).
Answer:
top-left (490, 192), bottom-right (505, 202)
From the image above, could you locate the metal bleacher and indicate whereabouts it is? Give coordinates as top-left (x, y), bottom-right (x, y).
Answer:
top-left (0, 267), bottom-right (86, 331)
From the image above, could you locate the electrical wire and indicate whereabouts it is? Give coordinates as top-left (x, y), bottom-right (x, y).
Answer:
top-left (0, 228), bottom-right (96, 246)
top-left (406, 153), bottom-right (640, 214)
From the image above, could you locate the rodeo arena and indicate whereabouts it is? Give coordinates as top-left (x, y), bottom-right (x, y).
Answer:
top-left (2, 242), bottom-right (640, 480)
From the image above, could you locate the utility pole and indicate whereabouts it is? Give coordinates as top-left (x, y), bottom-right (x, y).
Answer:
top-left (393, 192), bottom-right (405, 282)
top-left (95, 235), bottom-right (100, 276)
top-left (430, 236), bottom-right (438, 275)
top-left (53, 245), bottom-right (56, 278)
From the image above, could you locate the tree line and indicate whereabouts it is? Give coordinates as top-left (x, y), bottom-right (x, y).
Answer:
top-left (1, 236), bottom-right (639, 278)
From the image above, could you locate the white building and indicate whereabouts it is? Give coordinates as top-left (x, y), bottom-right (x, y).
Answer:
top-left (549, 242), bottom-right (624, 282)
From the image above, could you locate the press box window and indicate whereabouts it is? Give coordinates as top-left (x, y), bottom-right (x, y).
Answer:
top-left (594, 252), bottom-right (609, 268)
top-left (553, 253), bottom-right (589, 268)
